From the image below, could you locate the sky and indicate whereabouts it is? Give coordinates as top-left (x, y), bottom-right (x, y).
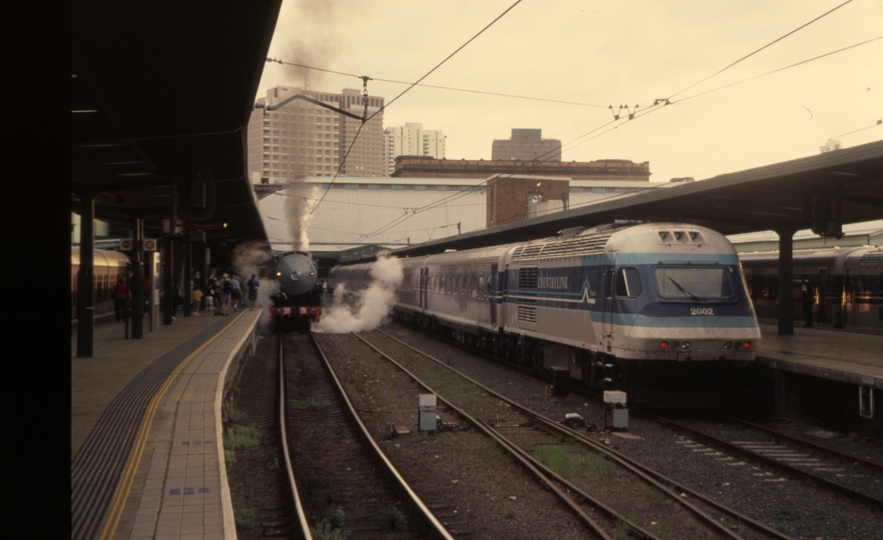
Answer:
top-left (254, 0), bottom-right (883, 186)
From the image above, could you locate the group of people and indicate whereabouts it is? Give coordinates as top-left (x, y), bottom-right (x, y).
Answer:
top-left (196, 271), bottom-right (260, 316)
top-left (111, 270), bottom-right (261, 322)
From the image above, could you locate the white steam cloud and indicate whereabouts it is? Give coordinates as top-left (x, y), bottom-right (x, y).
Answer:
top-left (285, 184), bottom-right (318, 252)
top-left (231, 241), bottom-right (279, 333)
top-left (314, 253), bottom-right (403, 334)
top-left (231, 241), bottom-right (272, 281)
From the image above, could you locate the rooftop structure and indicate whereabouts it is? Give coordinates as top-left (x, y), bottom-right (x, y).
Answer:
top-left (392, 156), bottom-right (651, 180)
top-left (259, 175), bottom-right (665, 252)
top-left (492, 128), bottom-right (562, 161)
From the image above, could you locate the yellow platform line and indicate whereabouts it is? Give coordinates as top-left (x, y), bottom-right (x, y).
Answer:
top-left (98, 311), bottom-right (246, 540)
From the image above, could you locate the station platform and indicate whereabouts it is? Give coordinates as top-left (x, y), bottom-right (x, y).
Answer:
top-left (71, 309), bottom-right (261, 540)
top-left (755, 322), bottom-right (883, 389)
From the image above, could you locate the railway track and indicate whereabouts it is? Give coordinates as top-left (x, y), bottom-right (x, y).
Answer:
top-left (355, 329), bottom-right (792, 540)
top-left (648, 414), bottom-right (883, 511)
top-left (377, 320), bottom-right (883, 539)
top-left (278, 331), bottom-right (451, 539)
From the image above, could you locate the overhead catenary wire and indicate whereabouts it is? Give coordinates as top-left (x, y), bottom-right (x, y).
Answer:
top-left (666, 0), bottom-right (855, 101)
top-left (267, 58), bottom-right (606, 108)
top-left (364, 0), bottom-right (524, 124)
top-left (290, 0), bottom-right (524, 242)
top-left (274, 2), bottom-right (874, 248)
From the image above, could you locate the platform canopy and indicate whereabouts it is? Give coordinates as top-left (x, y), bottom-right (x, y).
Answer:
top-left (72, 1), bottom-right (282, 244)
top-left (392, 139), bottom-right (883, 258)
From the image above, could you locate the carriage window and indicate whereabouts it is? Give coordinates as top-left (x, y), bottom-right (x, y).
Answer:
top-left (655, 267), bottom-right (733, 299)
top-left (615, 268), bottom-right (642, 298)
top-left (478, 276), bottom-right (486, 299)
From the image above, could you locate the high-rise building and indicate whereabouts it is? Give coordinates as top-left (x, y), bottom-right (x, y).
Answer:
top-left (422, 130), bottom-right (445, 159)
top-left (492, 128), bottom-right (561, 161)
top-left (384, 122), bottom-right (445, 175)
top-left (247, 86), bottom-right (386, 183)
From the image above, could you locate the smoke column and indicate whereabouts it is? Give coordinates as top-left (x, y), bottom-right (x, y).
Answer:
top-left (314, 253), bottom-right (403, 334)
top-left (285, 184), bottom-right (318, 252)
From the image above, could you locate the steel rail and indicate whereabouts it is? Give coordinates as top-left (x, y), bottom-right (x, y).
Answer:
top-left (480, 420), bottom-right (663, 540)
top-left (650, 413), bottom-right (883, 511)
top-left (309, 332), bottom-right (455, 540)
top-left (374, 328), bottom-right (793, 540)
top-left (351, 334), bottom-right (621, 540)
top-left (277, 329), bottom-right (314, 540)
top-left (730, 417), bottom-right (883, 474)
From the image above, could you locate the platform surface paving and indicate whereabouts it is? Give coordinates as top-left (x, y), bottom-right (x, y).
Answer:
top-left (756, 322), bottom-right (883, 386)
top-left (71, 309), bottom-right (261, 540)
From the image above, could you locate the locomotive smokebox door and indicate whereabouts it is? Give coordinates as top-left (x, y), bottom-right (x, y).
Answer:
top-left (418, 394), bottom-right (437, 432)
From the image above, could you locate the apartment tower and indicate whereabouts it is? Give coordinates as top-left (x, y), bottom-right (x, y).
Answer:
top-left (247, 86), bottom-right (386, 183)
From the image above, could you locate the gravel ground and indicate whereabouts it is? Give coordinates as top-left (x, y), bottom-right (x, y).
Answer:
top-left (225, 333), bottom-right (296, 539)
top-left (376, 321), bottom-right (883, 540)
top-left (315, 331), bottom-right (595, 540)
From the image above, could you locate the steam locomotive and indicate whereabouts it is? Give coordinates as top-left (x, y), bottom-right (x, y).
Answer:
top-left (268, 250), bottom-right (323, 330)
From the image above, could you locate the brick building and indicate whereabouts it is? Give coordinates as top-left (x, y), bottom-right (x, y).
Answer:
top-left (486, 175), bottom-right (572, 228)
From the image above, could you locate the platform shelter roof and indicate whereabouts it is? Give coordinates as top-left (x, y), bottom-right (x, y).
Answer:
top-left (387, 140), bottom-right (883, 259)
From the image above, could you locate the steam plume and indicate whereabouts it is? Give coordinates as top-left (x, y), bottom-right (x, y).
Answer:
top-left (314, 253), bottom-right (403, 333)
top-left (285, 184), bottom-right (318, 251)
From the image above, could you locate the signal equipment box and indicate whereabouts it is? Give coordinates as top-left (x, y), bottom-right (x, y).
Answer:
top-left (419, 394), bottom-right (437, 432)
top-left (603, 391), bottom-right (628, 430)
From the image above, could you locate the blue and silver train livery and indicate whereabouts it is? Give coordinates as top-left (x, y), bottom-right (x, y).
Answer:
top-left (330, 222), bottom-right (761, 407)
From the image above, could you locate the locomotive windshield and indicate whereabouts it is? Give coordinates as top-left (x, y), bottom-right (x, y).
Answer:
top-left (654, 266), bottom-right (733, 300)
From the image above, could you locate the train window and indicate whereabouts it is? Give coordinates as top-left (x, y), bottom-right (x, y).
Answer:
top-left (479, 276), bottom-right (486, 299)
top-left (655, 267), bottom-right (734, 299)
top-left (615, 268), bottom-right (642, 298)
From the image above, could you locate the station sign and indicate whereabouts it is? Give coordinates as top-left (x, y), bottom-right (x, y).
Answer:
top-left (143, 238), bottom-right (158, 251)
top-left (120, 239), bottom-right (133, 251)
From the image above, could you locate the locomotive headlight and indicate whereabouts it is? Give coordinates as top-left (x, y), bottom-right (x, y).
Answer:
top-left (735, 341), bottom-right (743, 350)
top-left (670, 341), bottom-right (680, 350)
top-left (723, 341), bottom-right (733, 350)
top-left (291, 271), bottom-right (301, 281)
top-left (659, 341), bottom-right (669, 349)
top-left (742, 341), bottom-right (751, 349)
top-left (680, 341), bottom-right (691, 350)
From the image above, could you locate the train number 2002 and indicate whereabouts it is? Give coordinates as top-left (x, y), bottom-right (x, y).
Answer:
top-left (690, 307), bottom-right (714, 315)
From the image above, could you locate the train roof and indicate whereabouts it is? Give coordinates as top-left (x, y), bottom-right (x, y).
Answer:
top-left (71, 246), bottom-right (131, 267)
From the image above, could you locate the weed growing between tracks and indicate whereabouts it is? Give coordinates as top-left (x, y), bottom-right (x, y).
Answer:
top-left (309, 505), bottom-right (350, 540)
top-left (377, 504), bottom-right (408, 531)
top-left (473, 437), bottom-right (506, 459)
top-left (534, 445), bottom-right (616, 481)
top-left (224, 425), bottom-right (263, 465)
top-left (225, 337), bottom-right (297, 540)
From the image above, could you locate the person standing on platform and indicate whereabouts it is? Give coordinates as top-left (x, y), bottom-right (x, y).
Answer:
top-left (230, 274), bottom-right (241, 312)
top-left (801, 275), bottom-right (815, 327)
top-left (219, 273), bottom-right (232, 316)
top-left (247, 274), bottom-right (259, 311)
top-left (192, 287), bottom-right (203, 316)
top-left (113, 276), bottom-right (130, 322)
